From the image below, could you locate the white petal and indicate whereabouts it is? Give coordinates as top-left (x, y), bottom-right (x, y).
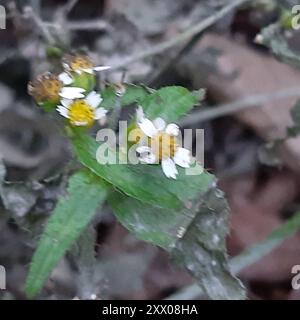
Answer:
top-left (97, 116), bottom-right (107, 126)
top-left (82, 68), bottom-right (94, 74)
top-left (62, 62), bottom-right (70, 70)
top-left (56, 106), bottom-right (69, 118)
top-left (61, 98), bottom-right (72, 108)
top-left (136, 106), bottom-right (145, 122)
top-left (165, 123), bottom-right (179, 136)
top-left (59, 87), bottom-right (85, 99)
top-left (58, 72), bottom-right (73, 85)
top-left (136, 146), bottom-right (152, 154)
top-left (161, 158), bottom-right (178, 179)
top-left (74, 121), bottom-right (88, 126)
top-left (85, 91), bottom-right (102, 108)
top-left (139, 152), bottom-right (157, 164)
top-left (138, 118), bottom-right (158, 138)
top-left (153, 117), bottom-right (166, 131)
top-left (94, 107), bottom-right (108, 120)
top-left (174, 147), bottom-right (191, 168)
top-left (93, 65), bottom-right (111, 72)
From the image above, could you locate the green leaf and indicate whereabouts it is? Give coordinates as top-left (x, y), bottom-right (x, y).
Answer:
top-left (108, 184), bottom-right (246, 300)
top-left (72, 73), bottom-right (96, 92)
top-left (279, 10), bottom-right (294, 30)
top-left (141, 86), bottom-right (205, 123)
top-left (261, 24), bottom-right (300, 68)
top-left (70, 85), bottom-right (207, 208)
top-left (108, 190), bottom-right (193, 249)
top-left (68, 84), bottom-right (242, 299)
top-left (39, 101), bottom-right (58, 112)
top-left (71, 130), bottom-right (213, 209)
top-left (101, 84), bottom-right (152, 110)
top-left (171, 187), bottom-right (246, 300)
top-left (45, 46), bottom-right (64, 59)
top-left (25, 169), bottom-right (109, 298)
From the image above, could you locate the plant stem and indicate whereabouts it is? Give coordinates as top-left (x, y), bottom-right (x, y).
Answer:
top-left (43, 20), bottom-right (109, 34)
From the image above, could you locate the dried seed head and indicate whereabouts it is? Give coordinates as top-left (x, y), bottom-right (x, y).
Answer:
top-left (28, 72), bottom-right (62, 104)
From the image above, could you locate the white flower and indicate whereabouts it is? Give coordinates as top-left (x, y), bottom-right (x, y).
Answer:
top-left (63, 64), bottom-right (111, 75)
top-left (57, 65), bottom-right (110, 97)
top-left (136, 107), bottom-right (191, 179)
top-left (91, 65), bottom-right (111, 73)
top-left (56, 91), bottom-right (107, 126)
top-left (62, 54), bottom-right (111, 75)
top-left (58, 72), bottom-right (86, 99)
top-left (58, 72), bottom-right (73, 85)
top-left (59, 87), bottom-right (86, 99)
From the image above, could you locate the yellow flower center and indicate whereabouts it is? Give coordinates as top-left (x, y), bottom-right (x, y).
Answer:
top-left (68, 100), bottom-right (95, 126)
top-left (149, 133), bottom-right (177, 161)
top-left (70, 56), bottom-right (94, 72)
top-left (28, 73), bottom-right (62, 104)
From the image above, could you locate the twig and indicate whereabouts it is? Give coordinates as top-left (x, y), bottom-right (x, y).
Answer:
top-left (147, 33), bottom-right (202, 86)
top-left (23, 6), bottom-right (56, 45)
top-left (29, 0), bottom-right (41, 16)
top-left (44, 20), bottom-right (109, 31)
top-left (109, 0), bottom-right (249, 71)
top-left (166, 211), bottom-right (300, 300)
top-left (66, 20), bottom-right (109, 31)
top-left (147, 4), bottom-right (212, 86)
top-left (62, 0), bottom-right (79, 15)
top-left (179, 87), bottom-right (300, 127)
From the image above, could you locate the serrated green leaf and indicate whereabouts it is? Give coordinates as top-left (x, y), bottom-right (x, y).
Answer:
top-left (101, 84), bottom-right (151, 110)
top-left (171, 187), bottom-right (246, 300)
top-left (107, 189), bottom-right (205, 249)
top-left (71, 130), bottom-right (214, 209)
top-left (25, 169), bottom-right (109, 298)
top-left (67, 84), bottom-right (241, 299)
top-left (108, 184), bottom-right (246, 300)
top-left (141, 86), bottom-right (205, 123)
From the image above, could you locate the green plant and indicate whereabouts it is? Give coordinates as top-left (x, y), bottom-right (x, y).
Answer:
top-left (25, 53), bottom-right (246, 300)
